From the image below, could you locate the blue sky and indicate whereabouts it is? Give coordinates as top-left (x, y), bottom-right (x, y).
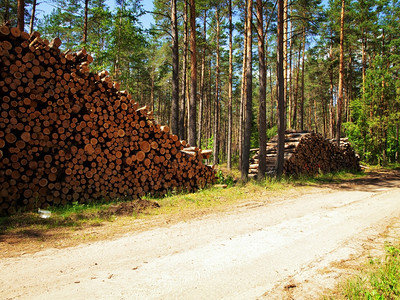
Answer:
top-left (35, 0), bottom-right (329, 33)
top-left (36, 0), bottom-right (155, 29)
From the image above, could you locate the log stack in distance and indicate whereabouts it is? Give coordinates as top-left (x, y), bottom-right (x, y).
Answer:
top-left (250, 131), bottom-right (361, 177)
top-left (0, 25), bottom-right (216, 215)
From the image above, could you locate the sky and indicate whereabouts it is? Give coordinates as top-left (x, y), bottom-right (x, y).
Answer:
top-left (35, 0), bottom-right (155, 30)
top-left (34, 0), bottom-right (330, 35)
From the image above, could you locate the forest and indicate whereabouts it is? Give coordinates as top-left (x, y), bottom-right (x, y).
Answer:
top-left (2, 0), bottom-right (400, 180)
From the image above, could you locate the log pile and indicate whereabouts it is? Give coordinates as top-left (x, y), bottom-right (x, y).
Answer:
top-left (0, 25), bottom-right (215, 215)
top-left (250, 131), bottom-right (360, 176)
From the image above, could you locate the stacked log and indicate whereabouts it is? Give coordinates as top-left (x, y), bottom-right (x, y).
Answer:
top-left (250, 131), bottom-right (360, 176)
top-left (0, 25), bottom-right (215, 215)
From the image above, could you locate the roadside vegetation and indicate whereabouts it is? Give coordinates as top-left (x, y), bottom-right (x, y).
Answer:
top-left (325, 242), bottom-right (400, 299)
top-left (2, 166), bottom-right (400, 296)
top-left (1, 167), bottom-right (365, 237)
top-left (1, 166), bottom-right (397, 260)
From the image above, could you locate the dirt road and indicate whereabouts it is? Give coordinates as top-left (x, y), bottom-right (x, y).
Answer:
top-left (1, 172), bottom-right (400, 299)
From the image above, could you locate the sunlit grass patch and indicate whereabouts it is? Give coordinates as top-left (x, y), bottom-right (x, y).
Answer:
top-left (0, 169), bottom-right (372, 240)
top-left (325, 243), bottom-right (400, 299)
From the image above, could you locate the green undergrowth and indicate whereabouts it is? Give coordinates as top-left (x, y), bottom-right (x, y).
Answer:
top-left (0, 169), bottom-right (367, 235)
top-left (326, 243), bottom-right (400, 299)
top-left (0, 200), bottom-right (121, 236)
top-left (362, 162), bottom-right (400, 171)
top-left (290, 170), bottom-right (366, 185)
top-left (143, 182), bottom-right (269, 216)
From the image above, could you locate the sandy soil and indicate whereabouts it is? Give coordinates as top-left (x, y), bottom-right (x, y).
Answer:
top-left (1, 171), bottom-right (400, 299)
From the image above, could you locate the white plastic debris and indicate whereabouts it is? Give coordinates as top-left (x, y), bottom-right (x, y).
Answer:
top-left (38, 209), bottom-right (51, 219)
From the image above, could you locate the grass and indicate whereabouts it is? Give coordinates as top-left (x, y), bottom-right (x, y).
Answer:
top-left (1, 169), bottom-right (366, 233)
top-left (326, 243), bottom-right (400, 299)
top-left (360, 161), bottom-right (400, 171)
top-left (292, 170), bottom-right (366, 185)
top-left (0, 201), bottom-right (117, 236)
top-left (0, 168), bottom-right (368, 253)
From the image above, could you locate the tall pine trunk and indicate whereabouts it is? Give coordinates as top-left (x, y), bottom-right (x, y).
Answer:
top-left (314, 98), bottom-right (318, 133)
top-left (29, 0), bottom-right (37, 34)
top-left (396, 123), bottom-right (399, 162)
top-left (188, 0), bottom-right (197, 146)
top-left (256, 0), bottom-right (266, 179)
top-left (288, 13), bottom-right (293, 130)
top-left (170, 0), bottom-right (179, 136)
top-left (213, 9), bottom-right (220, 165)
top-left (114, 1), bottom-right (125, 78)
top-left (362, 32), bottom-right (367, 99)
top-left (150, 71), bottom-right (155, 113)
top-left (329, 40), bottom-right (335, 139)
top-left (197, 17), bottom-right (206, 147)
top-left (4, 0), bottom-right (10, 23)
top-left (269, 66), bottom-right (274, 127)
top-left (239, 2), bottom-right (247, 170)
top-left (300, 26), bottom-right (306, 131)
top-left (283, 0), bottom-right (288, 130)
top-left (227, 0), bottom-right (233, 169)
top-left (179, 0), bottom-right (188, 140)
top-left (241, 0), bottom-right (252, 182)
top-left (17, 0), bottom-right (24, 31)
top-left (83, 0), bottom-right (88, 44)
top-left (336, 0), bottom-right (345, 146)
top-left (293, 38), bottom-right (302, 129)
top-left (276, 0), bottom-right (285, 177)
top-left (207, 60), bottom-right (212, 144)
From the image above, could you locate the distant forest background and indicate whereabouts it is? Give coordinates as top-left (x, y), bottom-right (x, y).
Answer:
top-left (2, 0), bottom-right (400, 172)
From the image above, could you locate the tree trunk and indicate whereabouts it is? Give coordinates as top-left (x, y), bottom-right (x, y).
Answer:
top-left (288, 20), bottom-right (293, 130)
top-left (283, 0), bottom-right (288, 130)
top-left (276, 0), bottom-right (285, 177)
top-left (336, 0), bottom-right (345, 146)
top-left (239, 2), bottom-right (247, 170)
top-left (269, 65), bottom-right (274, 127)
top-left (308, 104), bottom-right (312, 130)
top-left (29, 0), bottom-right (37, 34)
top-left (329, 40), bottom-right (335, 139)
top-left (362, 32), bottom-right (367, 99)
top-left (300, 26), bottom-right (306, 131)
top-left (179, 0), bottom-right (188, 140)
top-left (197, 45), bottom-right (205, 147)
top-left (380, 29), bottom-right (387, 165)
top-left (197, 11), bottom-right (207, 148)
top-left (227, 0), bottom-right (233, 169)
top-left (257, 0), bottom-right (266, 180)
top-left (188, 0), bottom-right (197, 146)
top-left (170, 0), bottom-right (179, 136)
top-left (197, 10), bottom-right (207, 147)
top-left (347, 54), bottom-right (353, 122)
top-left (114, 1), bottom-right (125, 78)
top-left (4, 0), bottom-right (10, 23)
top-left (293, 38), bottom-right (302, 129)
top-left (314, 97), bottom-right (318, 133)
top-left (17, 0), bottom-right (25, 31)
top-left (213, 9), bottom-right (221, 165)
top-left (241, 0), bottom-right (252, 182)
top-left (150, 71), bottom-right (155, 113)
top-left (396, 123), bottom-right (399, 162)
top-left (158, 88), bottom-right (162, 120)
top-left (207, 60), bottom-right (212, 144)
top-left (322, 89), bottom-right (327, 137)
top-left (83, 0), bottom-right (89, 44)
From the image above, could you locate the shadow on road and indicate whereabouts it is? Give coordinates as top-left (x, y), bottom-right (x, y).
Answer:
top-left (318, 169), bottom-right (400, 192)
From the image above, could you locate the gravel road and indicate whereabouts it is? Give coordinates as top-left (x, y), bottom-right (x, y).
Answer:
top-left (1, 173), bottom-right (400, 299)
